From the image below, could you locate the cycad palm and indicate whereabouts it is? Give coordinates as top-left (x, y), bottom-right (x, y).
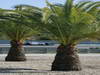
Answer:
top-left (0, 8), bottom-right (39, 61)
top-left (42, 0), bottom-right (100, 71)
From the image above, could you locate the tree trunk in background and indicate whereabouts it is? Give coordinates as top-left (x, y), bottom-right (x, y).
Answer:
top-left (51, 44), bottom-right (82, 71)
top-left (5, 40), bottom-right (26, 61)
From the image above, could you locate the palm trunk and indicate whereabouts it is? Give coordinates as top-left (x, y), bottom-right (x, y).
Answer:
top-left (51, 44), bottom-right (82, 71)
top-left (5, 40), bottom-right (26, 61)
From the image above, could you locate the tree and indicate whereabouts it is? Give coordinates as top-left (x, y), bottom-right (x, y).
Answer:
top-left (0, 8), bottom-right (39, 61)
top-left (42, 0), bottom-right (100, 71)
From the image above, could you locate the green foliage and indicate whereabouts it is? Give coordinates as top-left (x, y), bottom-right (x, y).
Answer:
top-left (42, 0), bottom-right (100, 45)
top-left (0, 0), bottom-right (100, 45)
top-left (14, 5), bottom-right (43, 27)
top-left (0, 8), bottom-right (39, 42)
top-left (13, 4), bottom-right (49, 39)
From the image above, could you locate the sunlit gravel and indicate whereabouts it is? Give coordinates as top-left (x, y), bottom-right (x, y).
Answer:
top-left (0, 54), bottom-right (100, 75)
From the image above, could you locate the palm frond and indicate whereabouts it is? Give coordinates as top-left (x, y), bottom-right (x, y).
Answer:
top-left (42, 0), bottom-right (100, 45)
top-left (64, 0), bottom-right (73, 18)
top-left (0, 8), bottom-right (39, 41)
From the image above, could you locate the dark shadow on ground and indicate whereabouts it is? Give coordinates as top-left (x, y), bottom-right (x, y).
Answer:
top-left (86, 66), bottom-right (100, 69)
top-left (83, 65), bottom-right (100, 70)
top-left (0, 68), bottom-right (50, 73)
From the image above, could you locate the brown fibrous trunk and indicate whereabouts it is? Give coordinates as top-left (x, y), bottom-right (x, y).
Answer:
top-left (5, 40), bottom-right (26, 61)
top-left (51, 44), bottom-right (82, 71)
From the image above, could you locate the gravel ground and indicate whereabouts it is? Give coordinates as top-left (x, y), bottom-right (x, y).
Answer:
top-left (0, 54), bottom-right (99, 75)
